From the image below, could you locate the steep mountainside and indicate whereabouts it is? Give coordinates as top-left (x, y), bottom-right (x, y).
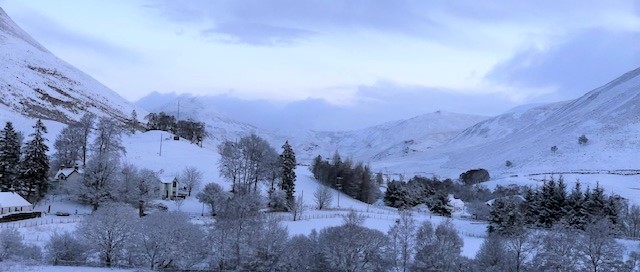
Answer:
top-left (0, 7), bottom-right (142, 124)
top-left (387, 67), bottom-right (640, 178)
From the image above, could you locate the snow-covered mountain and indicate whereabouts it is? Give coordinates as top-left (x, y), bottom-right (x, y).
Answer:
top-left (135, 92), bottom-right (488, 163)
top-left (383, 68), bottom-right (640, 178)
top-left (0, 7), bottom-right (142, 124)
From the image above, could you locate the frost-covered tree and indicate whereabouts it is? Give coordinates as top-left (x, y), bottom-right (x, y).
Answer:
top-left (413, 221), bottom-right (465, 271)
top-left (209, 192), bottom-right (264, 270)
top-left (503, 230), bottom-right (535, 272)
top-left (318, 218), bottom-right (389, 271)
top-left (217, 140), bottom-right (243, 192)
top-left (624, 205), bottom-right (640, 238)
top-left (0, 228), bottom-right (28, 261)
top-left (530, 224), bottom-right (582, 272)
top-left (577, 219), bottom-right (624, 272)
top-left (180, 166), bottom-right (202, 196)
top-left (387, 211), bottom-right (416, 272)
top-left (196, 182), bottom-right (227, 215)
top-left (242, 217), bottom-right (290, 271)
top-left (313, 185), bottom-right (333, 210)
top-left (45, 231), bottom-right (88, 266)
top-left (92, 117), bottom-right (125, 158)
top-left (0, 122), bottom-right (21, 192)
top-left (288, 194), bottom-right (305, 221)
top-left (128, 109), bottom-right (139, 134)
top-left (19, 119), bottom-right (49, 200)
top-left (474, 233), bottom-right (508, 272)
top-left (71, 153), bottom-right (120, 211)
top-left (52, 124), bottom-right (83, 171)
top-left (78, 113), bottom-right (96, 166)
top-left (280, 140), bottom-right (296, 203)
top-left (132, 212), bottom-right (207, 270)
top-left (118, 165), bottom-right (160, 217)
top-left (282, 234), bottom-right (319, 271)
top-left (77, 203), bottom-right (137, 267)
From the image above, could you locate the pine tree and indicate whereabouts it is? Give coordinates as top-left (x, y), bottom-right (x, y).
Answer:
top-left (429, 193), bottom-right (452, 217)
top-left (280, 141), bottom-right (296, 203)
top-left (0, 122), bottom-right (21, 192)
top-left (523, 187), bottom-right (540, 225)
top-left (19, 120), bottom-right (49, 200)
top-left (128, 110), bottom-right (139, 134)
top-left (565, 181), bottom-right (588, 229)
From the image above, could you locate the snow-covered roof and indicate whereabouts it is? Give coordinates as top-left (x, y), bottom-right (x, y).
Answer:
top-left (160, 177), bottom-right (177, 184)
top-left (55, 168), bottom-right (78, 178)
top-left (0, 192), bottom-right (32, 207)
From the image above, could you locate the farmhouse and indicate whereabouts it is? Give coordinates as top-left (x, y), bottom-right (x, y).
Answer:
top-left (160, 176), bottom-right (187, 200)
top-left (0, 192), bottom-right (33, 215)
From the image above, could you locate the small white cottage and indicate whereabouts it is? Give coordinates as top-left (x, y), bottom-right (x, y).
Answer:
top-left (0, 192), bottom-right (33, 215)
top-left (55, 167), bottom-right (83, 183)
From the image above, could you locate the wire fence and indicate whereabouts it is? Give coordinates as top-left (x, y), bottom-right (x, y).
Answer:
top-left (0, 217), bottom-right (82, 229)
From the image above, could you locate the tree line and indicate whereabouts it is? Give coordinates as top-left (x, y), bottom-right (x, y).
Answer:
top-left (3, 205), bottom-right (638, 271)
top-left (144, 112), bottom-right (208, 146)
top-left (0, 120), bottom-right (49, 202)
top-left (310, 152), bottom-right (381, 204)
top-left (488, 176), bottom-right (640, 238)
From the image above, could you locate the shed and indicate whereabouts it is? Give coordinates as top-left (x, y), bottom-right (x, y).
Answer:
top-left (0, 192), bottom-right (33, 215)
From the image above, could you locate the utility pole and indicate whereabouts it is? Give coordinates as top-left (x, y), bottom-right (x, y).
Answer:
top-left (159, 133), bottom-right (163, 156)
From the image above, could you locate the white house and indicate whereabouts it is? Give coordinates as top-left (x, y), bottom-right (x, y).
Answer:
top-left (448, 194), bottom-right (465, 213)
top-left (54, 167), bottom-right (83, 183)
top-left (0, 192), bottom-right (33, 216)
top-left (160, 177), bottom-right (187, 200)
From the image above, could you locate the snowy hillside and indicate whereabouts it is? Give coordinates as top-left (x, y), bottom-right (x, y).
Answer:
top-left (0, 7), bottom-right (143, 124)
top-left (136, 93), bottom-right (488, 163)
top-left (378, 67), bottom-right (640, 180)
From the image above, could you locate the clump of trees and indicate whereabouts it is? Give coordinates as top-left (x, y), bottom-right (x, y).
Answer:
top-left (459, 169), bottom-right (490, 185)
top-left (216, 134), bottom-right (297, 211)
top-left (310, 152), bottom-right (381, 204)
top-left (144, 112), bottom-right (208, 146)
top-left (0, 120), bottom-right (50, 202)
top-left (488, 176), bottom-right (630, 234)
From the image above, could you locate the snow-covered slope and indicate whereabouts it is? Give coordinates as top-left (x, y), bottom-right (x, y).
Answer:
top-left (0, 7), bottom-right (142, 124)
top-left (384, 67), bottom-right (640, 179)
top-left (136, 93), bottom-right (488, 163)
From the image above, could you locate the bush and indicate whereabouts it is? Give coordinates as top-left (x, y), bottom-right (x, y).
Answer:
top-left (46, 231), bottom-right (88, 265)
top-left (550, 145), bottom-right (558, 153)
top-left (578, 134), bottom-right (589, 145)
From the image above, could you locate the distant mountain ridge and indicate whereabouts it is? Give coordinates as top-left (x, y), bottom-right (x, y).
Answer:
top-left (0, 7), bottom-right (142, 124)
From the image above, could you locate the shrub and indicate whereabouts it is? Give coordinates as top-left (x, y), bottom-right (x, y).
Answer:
top-left (578, 134), bottom-right (589, 145)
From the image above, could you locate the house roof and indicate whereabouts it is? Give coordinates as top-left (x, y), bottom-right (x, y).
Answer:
top-left (160, 177), bottom-right (178, 184)
top-left (0, 192), bottom-right (32, 207)
top-left (55, 168), bottom-right (79, 177)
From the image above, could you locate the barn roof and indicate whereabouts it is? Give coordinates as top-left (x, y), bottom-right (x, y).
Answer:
top-left (0, 192), bottom-right (32, 207)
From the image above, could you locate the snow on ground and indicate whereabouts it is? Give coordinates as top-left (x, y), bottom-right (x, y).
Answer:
top-left (0, 263), bottom-right (135, 272)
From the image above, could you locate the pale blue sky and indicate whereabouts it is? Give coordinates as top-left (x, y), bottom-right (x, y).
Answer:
top-left (2, 1), bottom-right (640, 129)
